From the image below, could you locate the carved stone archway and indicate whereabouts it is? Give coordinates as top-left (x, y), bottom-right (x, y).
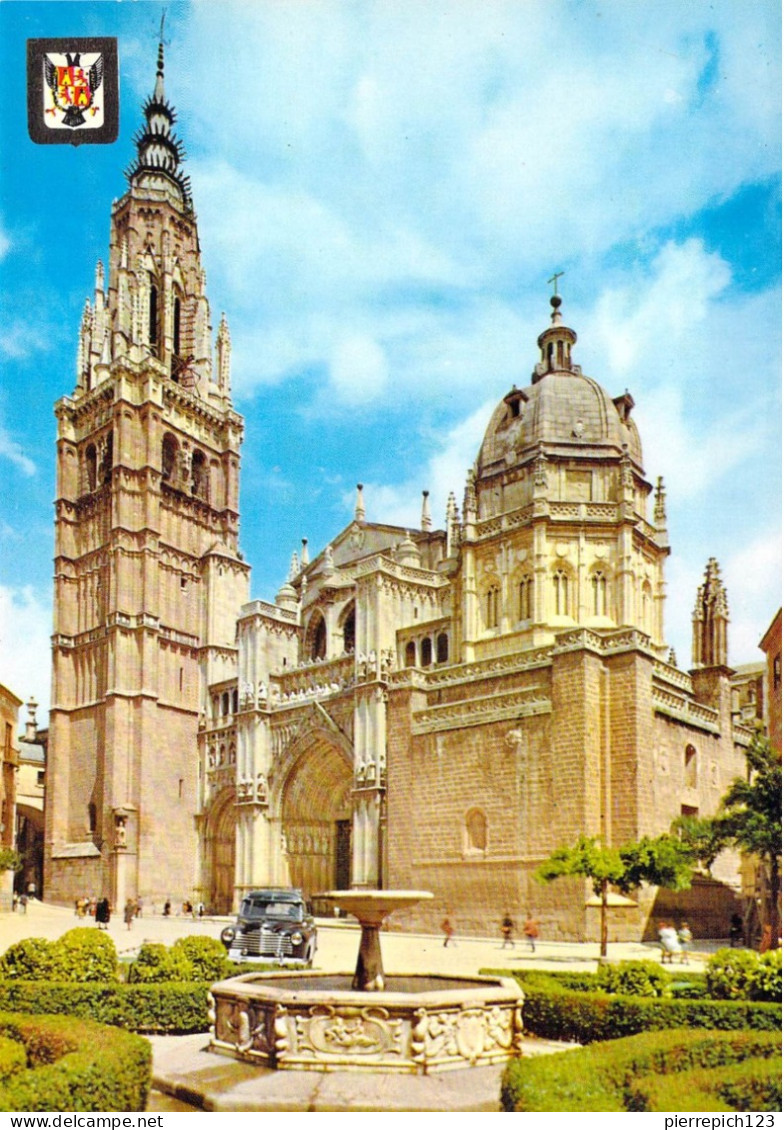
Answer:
top-left (204, 787), bottom-right (236, 914)
top-left (278, 731), bottom-right (353, 899)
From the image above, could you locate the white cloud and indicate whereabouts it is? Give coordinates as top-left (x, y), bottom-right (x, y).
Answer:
top-left (0, 585), bottom-right (52, 719)
top-left (0, 424), bottom-right (36, 476)
top-left (329, 335), bottom-right (389, 402)
top-left (350, 398), bottom-right (496, 528)
top-left (0, 320), bottom-right (48, 362)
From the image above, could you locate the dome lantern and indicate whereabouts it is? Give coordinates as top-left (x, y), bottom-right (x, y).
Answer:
top-left (534, 293), bottom-right (578, 383)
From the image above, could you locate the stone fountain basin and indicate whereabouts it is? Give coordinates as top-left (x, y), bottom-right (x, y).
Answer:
top-left (209, 970), bottom-right (524, 1074)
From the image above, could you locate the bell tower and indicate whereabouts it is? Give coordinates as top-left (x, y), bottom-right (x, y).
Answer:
top-left (44, 42), bottom-right (250, 908)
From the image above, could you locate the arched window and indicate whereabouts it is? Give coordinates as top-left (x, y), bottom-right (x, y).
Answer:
top-left (87, 802), bottom-right (97, 834)
top-left (148, 277), bottom-right (159, 354)
top-left (641, 580), bottom-right (652, 631)
top-left (342, 606), bottom-right (356, 654)
top-left (553, 570), bottom-right (569, 616)
top-left (162, 435), bottom-right (177, 484)
top-left (485, 584), bottom-right (501, 629)
top-left (221, 692), bottom-right (229, 716)
top-left (421, 637), bottom-right (433, 667)
top-left (436, 632), bottom-right (449, 663)
top-left (191, 449), bottom-right (207, 500)
top-left (308, 612), bottom-right (327, 661)
top-left (591, 571), bottom-right (607, 617)
top-left (519, 575), bottom-right (532, 621)
top-left (173, 294), bottom-right (182, 359)
top-left (85, 444), bottom-right (97, 493)
top-left (465, 808), bottom-right (487, 853)
top-left (100, 433), bottom-right (113, 485)
top-left (232, 688), bottom-right (238, 714)
top-left (684, 745), bottom-right (698, 789)
top-left (404, 641), bottom-right (416, 668)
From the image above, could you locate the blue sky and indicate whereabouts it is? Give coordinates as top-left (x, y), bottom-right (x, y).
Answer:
top-left (0, 0), bottom-right (780, 719)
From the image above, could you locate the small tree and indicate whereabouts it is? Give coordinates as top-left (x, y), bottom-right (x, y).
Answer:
top-left (535, 834), bottom-right (694, 957)
top-left (675, 735), bottom-right (782, 942)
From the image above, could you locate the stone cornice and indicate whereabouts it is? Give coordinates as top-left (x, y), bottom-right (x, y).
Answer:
top-left (411, 685), bottom-right (551, 734)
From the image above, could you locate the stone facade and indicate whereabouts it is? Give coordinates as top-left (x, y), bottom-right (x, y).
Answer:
top-left (199, 299), bottom-right (752, 939)
top-left (47, 47), bottom-right (755, 939)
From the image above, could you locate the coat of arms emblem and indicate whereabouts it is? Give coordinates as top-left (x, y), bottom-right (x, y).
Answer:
top-left (44, 51), bottom-right (104, 129)
top-left (27, 38), bottom-right (118, 146)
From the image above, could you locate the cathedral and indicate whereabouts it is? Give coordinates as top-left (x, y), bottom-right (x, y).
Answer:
top-left (44, 48), bottom-right (752, 940)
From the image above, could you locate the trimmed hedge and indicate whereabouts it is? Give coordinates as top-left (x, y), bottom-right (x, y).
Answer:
top-left (628, 1056), bottom-right (782, 1113)
top-left (0, 1012), bottom-right (150, 1111)
top-left (522, 982), bottom-right (781, 1042)
top-left (0, 929), bottom-right (118, 983)
top-left (482, 968), bottom-right (781, 1042)
top-left (501, 1027), bottom-right (782, 1112)
top-left (0, 1035), bottom-right (26, 1083)
top-left (0, 982), bottom-right (211, 1034)
top-left (706, 948), bottom-right (782, 1002)
top-left (126, 943), bottom-right (194, 984)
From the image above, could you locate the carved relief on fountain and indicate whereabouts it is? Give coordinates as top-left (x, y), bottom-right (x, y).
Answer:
top-left (209, 972), bottom-right (523, 1073)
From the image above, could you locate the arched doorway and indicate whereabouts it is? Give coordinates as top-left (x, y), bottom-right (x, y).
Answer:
top-left (280, 733), bottom-right (353, 898)
top-left (204, 788), bottom-right (236, 914)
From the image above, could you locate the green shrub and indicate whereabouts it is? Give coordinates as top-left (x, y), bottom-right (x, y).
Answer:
top-left (0, 938), bottom-right (59, 981)
top-left (0, 1035), bottom-right (26, 1083)
top-left (50, 928), bottom-right (118, 983)
top-left (627, 1055), bottom-right (782, 1112)
top-left (501, 1027), bottom-right (781, 1112)
top-left (0, 1012), bottom-right (150, 1111)
top-left (668, 976), bottom-right (710, 1000)
top-left (706, 948), bottom-right (761, 1000)
top-left (127, 942), bottom-right (194, 984)
top-left (521, 982), bottom-right (781, 1043)
top-left (596, 960), bottom-right (669, 998)
top-left (171, 935), bottom-right (233, 981)
top-left (750, 949), bottom-right (782, 1002)
top-left (0, 981), bottom-right (211, 1034)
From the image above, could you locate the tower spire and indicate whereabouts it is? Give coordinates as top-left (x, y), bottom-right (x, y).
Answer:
top-left (125, 31), bottom-right (192, 209)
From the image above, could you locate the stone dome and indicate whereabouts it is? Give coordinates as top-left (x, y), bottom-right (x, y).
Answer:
top-left (477, 298), bottom-right (643, 479)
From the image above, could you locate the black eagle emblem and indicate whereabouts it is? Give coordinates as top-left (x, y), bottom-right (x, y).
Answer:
top-left (44, 52), bottom-right (104, 128)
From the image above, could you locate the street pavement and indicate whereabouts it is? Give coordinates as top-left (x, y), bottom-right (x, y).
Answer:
top-left (0, 897), bottom-right (723, 973)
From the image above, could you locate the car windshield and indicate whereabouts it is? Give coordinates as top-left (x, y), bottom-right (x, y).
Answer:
top-left (241, 898), bottom-right (303, 921)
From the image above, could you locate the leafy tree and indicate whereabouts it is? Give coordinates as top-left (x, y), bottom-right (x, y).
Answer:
top-left (675, 735), bottom-right (781, 942)
top-left (536, 834), bottom-right (694, 957)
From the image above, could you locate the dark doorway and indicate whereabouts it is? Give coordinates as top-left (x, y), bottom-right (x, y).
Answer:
top-left (335, 819), bottom-right (352, 889)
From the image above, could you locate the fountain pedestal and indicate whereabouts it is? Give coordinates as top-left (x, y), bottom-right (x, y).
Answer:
top-left (319, 889), bottom-right (432, 991)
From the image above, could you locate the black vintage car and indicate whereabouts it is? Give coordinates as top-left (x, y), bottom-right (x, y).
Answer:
top-left (220, 888), bottom-right (317, 966)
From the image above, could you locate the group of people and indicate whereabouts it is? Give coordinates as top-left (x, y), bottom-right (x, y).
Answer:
top-left (439, 913), bottom-right (540, 951)
top-left (501, 914), bottom-right (539, 952)
top-left (657, 920), bottom-right (693, 963)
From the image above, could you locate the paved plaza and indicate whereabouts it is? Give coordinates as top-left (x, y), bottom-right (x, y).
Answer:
top-left (0, 900), bottom-right (727, 1111)
top-left (0, 897), bottom-right (722, 972)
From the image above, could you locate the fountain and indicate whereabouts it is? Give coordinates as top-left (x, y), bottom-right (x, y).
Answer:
top-left (208, 890), bottom-right (524, 1074)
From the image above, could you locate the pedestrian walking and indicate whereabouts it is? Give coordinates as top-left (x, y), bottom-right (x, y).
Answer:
top-left (441, 917), bottom-right (455, 947)
top-left (501, 914), bottom-right (515, 949)
top-left (677, 921), bottom-right (693, 963)
top-left (95, 896), bottom-right (111, 929)
top-left (19, 894), bottom-right (27, 914)
top-left (124, 899), bottom-right (135, 930)
top-left (523, 914), bottom-right (539, 952)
